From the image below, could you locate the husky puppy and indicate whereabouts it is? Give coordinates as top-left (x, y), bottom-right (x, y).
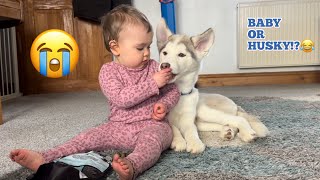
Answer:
top-left (156, 19), bottom-right (269, 153)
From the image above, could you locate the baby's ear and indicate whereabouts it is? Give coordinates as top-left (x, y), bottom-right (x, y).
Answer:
top-left (191, 28), bottom-right (215, 60)
top-left (156, 18), bottom-right (172, 51)
top-left (109, 40), bottom-right (120, 56)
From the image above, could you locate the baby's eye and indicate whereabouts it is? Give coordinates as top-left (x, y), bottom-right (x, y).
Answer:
top-left (137, 47), bottom-right (144, 51)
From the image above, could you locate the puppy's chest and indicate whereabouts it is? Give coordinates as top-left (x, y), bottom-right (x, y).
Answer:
top-left (172, 93), bottom-right (199, 112)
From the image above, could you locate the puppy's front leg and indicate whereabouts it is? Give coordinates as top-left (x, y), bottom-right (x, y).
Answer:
top-left (171, 125), bottom-right (187, 152)
top-left (180, 122), bottom-right (205, 153)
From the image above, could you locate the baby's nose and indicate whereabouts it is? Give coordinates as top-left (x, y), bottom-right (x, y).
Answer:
top-left (160, 63), bottom-right (170, 70)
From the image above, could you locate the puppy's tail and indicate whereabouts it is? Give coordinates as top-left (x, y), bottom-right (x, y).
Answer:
top-left (237, 106), bottom-right (269, 137)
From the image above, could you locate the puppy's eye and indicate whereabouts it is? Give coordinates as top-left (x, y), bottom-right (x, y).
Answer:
top-left (163, 51), bottom-right (167, 55)
top-left (178, 53), bottom-right (186, 57)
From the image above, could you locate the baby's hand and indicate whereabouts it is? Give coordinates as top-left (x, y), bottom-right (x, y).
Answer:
top-left (152, 103), bottom-right (167, 121)
top-left (153, 68), bottom-right (173, 88)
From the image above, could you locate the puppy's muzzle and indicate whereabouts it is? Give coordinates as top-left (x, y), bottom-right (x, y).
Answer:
top-left (160, 63), bottom-right (170, 70)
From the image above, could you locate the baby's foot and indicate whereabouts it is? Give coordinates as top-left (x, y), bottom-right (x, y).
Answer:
top-left (9, 149), bottom-right (45, 172)
top-left (112, 153), bottom-right (134, 180)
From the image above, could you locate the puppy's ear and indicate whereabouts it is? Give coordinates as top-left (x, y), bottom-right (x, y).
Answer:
top-left (191, 28), bottom-right (215, 59)
top-left (156, 18), bottom-right (173, 51)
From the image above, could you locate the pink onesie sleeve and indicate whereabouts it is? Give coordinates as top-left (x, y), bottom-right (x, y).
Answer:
top-left (148, 60), bottom-right (180, 112)
top-left (99, 64), bottom-right (160, 109)
top-left (158, 83), bottom-right (180, 112)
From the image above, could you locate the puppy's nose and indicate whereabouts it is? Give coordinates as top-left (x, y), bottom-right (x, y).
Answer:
top-left (160, 63), bottom-right (170, 70)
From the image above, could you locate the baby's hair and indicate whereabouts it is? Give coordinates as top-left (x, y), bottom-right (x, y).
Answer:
top-left (101, 4), bottom-right (153, 52)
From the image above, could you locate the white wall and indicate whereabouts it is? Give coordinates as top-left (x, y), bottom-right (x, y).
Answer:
top-left (133, 0), bottom-right (320, 74)
top-left (132, 0), bottom-right (161, 62)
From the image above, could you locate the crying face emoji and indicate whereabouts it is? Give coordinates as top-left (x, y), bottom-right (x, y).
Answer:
top-left (30, 29), bottom-right (79, 78)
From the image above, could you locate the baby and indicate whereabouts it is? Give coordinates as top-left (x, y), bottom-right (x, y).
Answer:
top-left (10, 4), bottom-right (180, 180)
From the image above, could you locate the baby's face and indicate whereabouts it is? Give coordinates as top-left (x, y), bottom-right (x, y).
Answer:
top-left (115, 23), bottom-right (153, 69)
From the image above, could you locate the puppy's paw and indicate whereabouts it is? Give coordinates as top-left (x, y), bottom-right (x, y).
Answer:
top-left (252, 122), bottom-right (269, 137)
top-left (171, 138), bottom-right (187, 152)
top-left (219, 125), bottom-right (238, 141)
top-left (238, 130), bottom-right (257, 143)
top-left (186, 139), bottom-right (206, 154)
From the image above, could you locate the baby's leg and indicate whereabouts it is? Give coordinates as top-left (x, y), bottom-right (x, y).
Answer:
top-left (41, 122), bottom-right (122, 162)
top-left (10, 122), bottom-right (120, 171)
top-left (125, 122), bottom-right (173, 179)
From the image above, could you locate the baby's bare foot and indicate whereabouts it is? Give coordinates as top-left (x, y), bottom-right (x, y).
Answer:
top-left (112, 153), bottom-right (134, 180)
top-left (9, 149), bottom-right (45, 172)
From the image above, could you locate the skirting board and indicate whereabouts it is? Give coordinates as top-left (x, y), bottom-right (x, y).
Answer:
top-left (196, 71), bottom-right (320, 87)
top-left (22, 80), bottom-right (100, 95)
top-left (22, 71), bottom-right (320, 94)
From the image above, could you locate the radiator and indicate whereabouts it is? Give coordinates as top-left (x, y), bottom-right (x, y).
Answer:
top-left (237, 0), bottom-right (320, 68)
top-left (0, 27), bottom-right (20, 100)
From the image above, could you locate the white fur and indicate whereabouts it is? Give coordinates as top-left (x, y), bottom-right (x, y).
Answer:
top-left (156, 19), bottom-right (269, 153)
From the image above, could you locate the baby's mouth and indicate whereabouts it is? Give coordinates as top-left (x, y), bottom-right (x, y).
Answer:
top-left (49, 58), bottom-right (60, 72)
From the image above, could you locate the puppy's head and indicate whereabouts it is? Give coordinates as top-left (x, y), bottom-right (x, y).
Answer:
top-left (156, 18), bottom-right (215, 82)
